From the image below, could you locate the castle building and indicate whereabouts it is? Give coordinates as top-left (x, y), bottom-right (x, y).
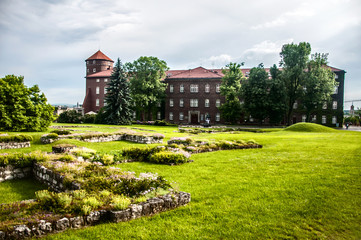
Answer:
top-left (83, 50), bottom-right (114, 114)
top-left (82, 50), bottom-right (345, 126)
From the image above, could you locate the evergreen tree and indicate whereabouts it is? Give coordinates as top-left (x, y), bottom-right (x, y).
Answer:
top-left (104, 59), bottom-right (133, 125)
top-left (268, 64), bottom-right (287, 124)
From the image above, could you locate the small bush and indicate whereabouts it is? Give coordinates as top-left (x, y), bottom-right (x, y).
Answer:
top-left (111, 195), bottom-right (131, 210)
top-left (83, 197), bottom-right (101, 210)
top-left (167, 137), bottom-right (193, 145)
top-left (149, 151), bottom-right (189, 165)
top-left (122, 147), bottom-right (163, 162)
top-left (59, 154), bottom-right (76, 162)
top-left (50, 129), bottom-right (71, 135)
top-left (44, 133), bottom-right (59, 139)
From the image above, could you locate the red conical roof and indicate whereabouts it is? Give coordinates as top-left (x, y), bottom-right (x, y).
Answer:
top-left (86, 50), bottom-right (113, 62)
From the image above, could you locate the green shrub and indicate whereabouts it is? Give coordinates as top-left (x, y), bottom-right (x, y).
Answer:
top-left (72, 190), bottom-right (87, 200)
top-left (154, 120), bottom-right (168, 126)
top-left (122, 147), bottom-right (163, 162)
top-left (59, 154), bottom-right (76, 162)
top-left (167, 137), bottom-right (193, 145)
top-left (83, 197), bottom-right (101, 210)
top-left (149, 151), bottom-right (189, 165)
top-left (0, 151), bottom-right (48, 168)
top-left (44, 133), bottom-right (59, 139)
top-left (50, 129), bottom-right (71, 135)
top-left (0, 134), bottom-right (33, 143)
top-left (81, 205), bottom-right (92, 215)
top-left (111, 195), bottom-right (131, 210)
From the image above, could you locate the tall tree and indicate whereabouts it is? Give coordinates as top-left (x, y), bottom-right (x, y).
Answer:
top-left (125, 56), bottom-right (168, 121)
top-left (279, 42), bottom-right (311, 125)
top-left (104, 59), bottom-right (133, 125)
top-left (219, 62), bottom-right (244, 124)
top-left (241, 64), bottom-right (269, 124)
top-left (303, 53), bottom-right (337, 121)
top-left (0, 75), bottom-right (54, 131)
top-left (268, 64), bottom-right (287, 124)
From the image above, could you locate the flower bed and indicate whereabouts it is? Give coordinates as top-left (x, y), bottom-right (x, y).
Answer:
top-left (0, 153), bottom-right (190, 239)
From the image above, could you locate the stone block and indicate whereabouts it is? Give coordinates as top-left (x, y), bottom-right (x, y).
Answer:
top-left (148, 198), bottom-right (164, 214)
top-left (12, 225), bottom-right (32, 239)
top-left (55, 217), bottom-right (69, 231)
top-left (70, 216), bottom-right (84, 229)
top-left (110, 209), bottom-right (131, 222)
top-left (130, 204), bottom-right (143, 220)
top-left (86, 211), bottom-right (101, 225)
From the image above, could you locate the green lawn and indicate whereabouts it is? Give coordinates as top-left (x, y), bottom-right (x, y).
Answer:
top-left (1, 125), bottom-right (360, 239)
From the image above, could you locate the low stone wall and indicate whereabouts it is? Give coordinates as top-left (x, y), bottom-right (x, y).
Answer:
top-left (0, 141), bottom-right (30, 150)
top-left (0, 192), bottom-right (191, 239)
top-left (0, 165), bottom-right (32, 182)
top-left (33, 163), bottom-right (80, 192)
top-left (41, 133), bottom-right (163, 144)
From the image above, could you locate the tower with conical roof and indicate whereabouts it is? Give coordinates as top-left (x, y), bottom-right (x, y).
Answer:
top-left (83, 50), bottom-right (114, 114)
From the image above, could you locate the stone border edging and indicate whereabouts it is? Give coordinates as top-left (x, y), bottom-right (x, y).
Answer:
top-left (0, 165), bottom-right (32, 182)
top-left (0, 141), bottom-right (30, 150)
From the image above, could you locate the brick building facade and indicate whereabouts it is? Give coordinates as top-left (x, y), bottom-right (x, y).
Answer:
top-left (82, 50), bottom-right (345, 127)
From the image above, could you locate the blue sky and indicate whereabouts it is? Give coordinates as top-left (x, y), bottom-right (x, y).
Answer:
top-left (0, 0), bottom-right (360, 109)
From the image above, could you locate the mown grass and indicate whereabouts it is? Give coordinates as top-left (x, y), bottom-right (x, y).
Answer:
top-left (1, 124), bottom-right (360, 239)
top-left (0, 178), bottom-right (47, 204)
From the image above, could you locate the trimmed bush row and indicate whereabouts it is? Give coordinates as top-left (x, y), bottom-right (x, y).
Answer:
top-left (0, 152), bottom-right (48, 168)
top-left (0, 134), bottom-right (33, 143)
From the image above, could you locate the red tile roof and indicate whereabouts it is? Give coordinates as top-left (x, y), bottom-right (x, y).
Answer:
top-left (86, 50), bottom-right (113, 62)
top-left (166, 67), bottom-right (224, 79)
top-left (87, 69), bottom-right (113, 78)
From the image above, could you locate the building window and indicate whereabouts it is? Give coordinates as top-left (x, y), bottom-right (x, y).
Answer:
top-left (96, 99), bottom-right (99, 107)
top-left (312, 115), bottom-right (317, 122)
top-left (157, 112), bottom-right (161, 120)
top-left (169, 112), bottom-right (173, 121)
top-left (170, 84), bottom-right (174, 93)
top-left (169, 99), bottom-right (174, 107)
top-left (179, 112), bottom-right (184, 120)
top-left (96, 79), bottom-right (100, 82)
top-left (322, 102), bottom-right (327, 109)
top-left (293, 101), bottom-right (298, 109)
top-left (332, 101), bottom-right (337, 109)
top-left (104, 79), bottom-right (108, 82)
top-left (216, 113), bottom-right (220, 122)
top-left (87, 68), bottom-right (89, 73)
top-left (104, 100), bottom-right (107, 106)
top-left (322, 115), bottom-right (326, 124)
top-left (334, 86), bottom-right (338, 94)
top-left (190, 84), bottom-right (199, 93)
top-left (332, 116), bottom-right (337, 124)
top-left (302, 115), bottom-right (306, 122)
top-left (180, 84), bottom-right (184, 93)
top-left (205, 99), bottom-right (210, 107)
top-left (179, 99), bottom-right (184, 107)
top-left (201, 114), bottom-right (204, 121)
top-left (104, 87), bottom-right (107, 94)
top-left (335, 74), bottom-right (339, 79)
top-left (190, 99), bottom-right (198, 107)
top-left (205, 84), bottom-right (210, 93)
top-left (216, 99), bottom-right (221, 107)
top-left (216, 84), bottom-right (220, 93)
top-left (93, 68), bottom-right (96, 73)
top-left (93, 60), bottom-right (96, 64)
top-left (96, 87), bottom-right (99, 94)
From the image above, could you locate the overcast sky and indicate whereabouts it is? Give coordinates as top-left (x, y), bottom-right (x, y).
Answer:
top-left (0, 0), bottom-right (360, 109)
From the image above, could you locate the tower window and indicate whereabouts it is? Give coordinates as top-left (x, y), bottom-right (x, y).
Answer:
top-left (96, 99), bottom-right (99, 107)
top-left (180, 84), bottom-right (184, 93)
top-left (170, 84), bottom-right (174, 93)
top-left (179, 112), bottom-right (184, 120)
top-left (93, 60), bottom-right (96, 64)
top-left (190, 84), bottom-right (198, 93)
top-left (205, 99), bottom-right (210, 108)
top-left (169, 99), bottom-right (174, 107)
top-left (205, 84), bottom-right (210, 93)
top-left (179, 99), bottom-right (184, 107)
top-left (96, 87), bottom-right (100, 94)
top-left (169, 112), bottom-right (173, 121)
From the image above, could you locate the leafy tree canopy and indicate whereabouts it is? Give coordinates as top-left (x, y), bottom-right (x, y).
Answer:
top-left (125, 56), bottom-right (168, 120)
top-left (57, 110), bottom-right (82, 123)
top-left (0, 75), bottom-right (54, 132)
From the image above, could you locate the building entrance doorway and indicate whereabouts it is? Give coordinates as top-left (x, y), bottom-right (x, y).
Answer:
top-left (191, 114), bottom-right (198, 124)
top-left (189, 111), bottom-right (199, 124)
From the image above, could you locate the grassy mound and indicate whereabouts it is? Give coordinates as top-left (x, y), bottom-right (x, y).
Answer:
top-left (284, 122), bottom-right (337, 132)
